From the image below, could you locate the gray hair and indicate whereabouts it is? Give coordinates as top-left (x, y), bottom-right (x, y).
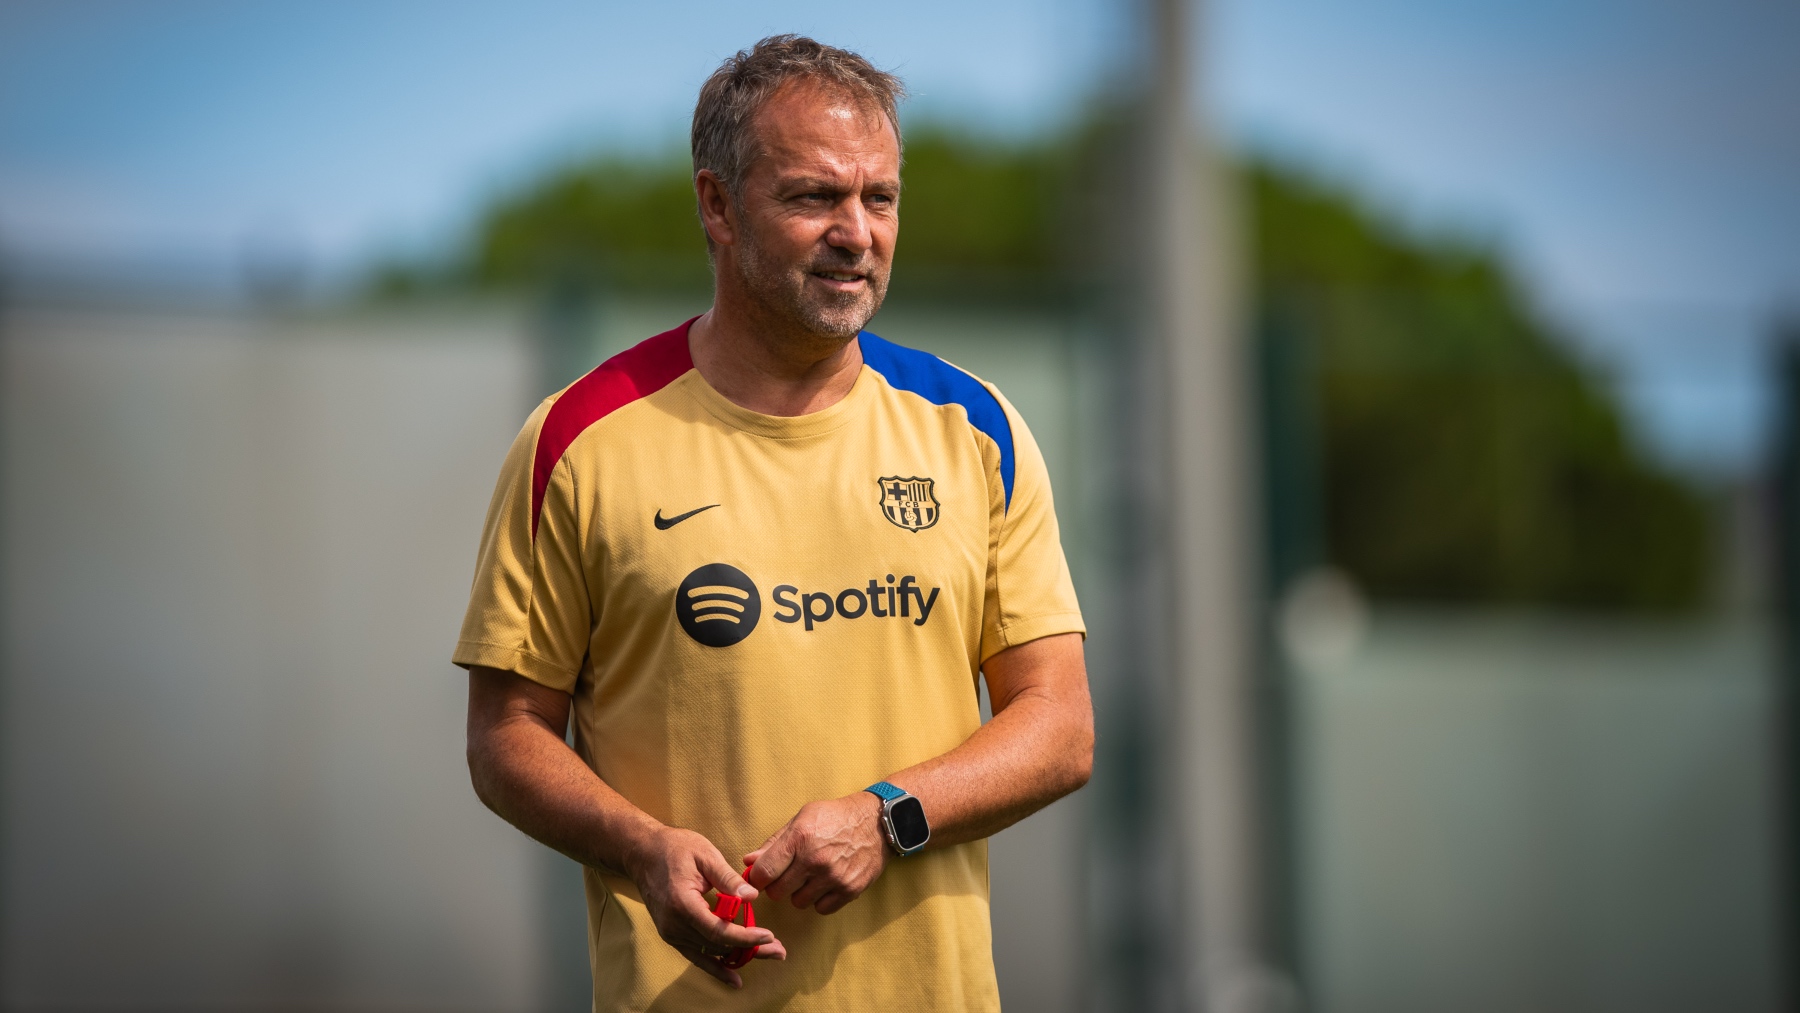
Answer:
top-left (691, 35), bottom-right (906, 199)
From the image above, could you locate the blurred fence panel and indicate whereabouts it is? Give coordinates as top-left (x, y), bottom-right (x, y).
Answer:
top-left (0, 303), bottom-right (546, 1010)
top-left (5, 293), bottom-right (1777, 1013)
top-left (1289, 609), bottom-right (1782, 1013)
top-left (1262, 290), bottom-right (1787, 1013)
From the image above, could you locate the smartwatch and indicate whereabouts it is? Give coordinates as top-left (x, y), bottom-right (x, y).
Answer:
top-left (864, 781), bottom-right (930, 856)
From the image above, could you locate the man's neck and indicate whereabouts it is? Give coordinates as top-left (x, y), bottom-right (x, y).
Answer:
top-left (687, 289), bottom-right (865, 418)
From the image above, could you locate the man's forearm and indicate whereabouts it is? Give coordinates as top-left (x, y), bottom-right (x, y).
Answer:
top-left (465, 667), bottom-right (663, 876)
top-left (882, 633), bottom-right (1093, 849)
top-left (468, 667), bottom-right (783, 980)
top-left (881, 691), bottom-right (1091, 848)
top-left (733, 634), bottom-right (1092, 911)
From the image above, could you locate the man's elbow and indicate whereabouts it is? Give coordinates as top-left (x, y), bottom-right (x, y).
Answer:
top-left (466, 735), bottom-right (501, 813)
top-left (1059, 721), bottom-right (1095, 795)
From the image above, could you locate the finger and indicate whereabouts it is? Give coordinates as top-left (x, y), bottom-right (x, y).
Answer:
top-left (753, 938), bottom-right (788, 960)
top-left (674, 945), bottom-right (743, 988)
top-left (704, 918), bottom-right (779, 950)
top-left (814, 890), bottom-right (854, 916)
top-left (697, 848), bottom-right (756, 901)
top-left (790, 872), bottom-right (836, 911)
top-left (768, 865), bottom-right (819, 906)
top-left (745, 832), bottom-right (796, 891)
top-left (744, 832), bottom-right (779, 867)
top-left (673, 890), bottom-right (775, 948)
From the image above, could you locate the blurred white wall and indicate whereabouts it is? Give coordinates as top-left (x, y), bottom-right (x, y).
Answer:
top-left (0, 303), bottom-right (545, 1010)
top-left (1291, 608), bottom-right (1783, 1013)
top-left (8, 297), bottom-right (1771, 1013)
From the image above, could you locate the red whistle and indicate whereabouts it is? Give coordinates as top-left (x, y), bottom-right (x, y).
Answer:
top-left (708, 863), bottom-right (759, 969)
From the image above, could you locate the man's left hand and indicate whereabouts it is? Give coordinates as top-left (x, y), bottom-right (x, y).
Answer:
top-left (743, 792), bottom-right (889, 915)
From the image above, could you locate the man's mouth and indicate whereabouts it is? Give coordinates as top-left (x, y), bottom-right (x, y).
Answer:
top-left (811, 270), bottom-right (866, 285)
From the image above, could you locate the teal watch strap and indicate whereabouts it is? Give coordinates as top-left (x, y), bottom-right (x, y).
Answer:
top-left (864, 781), bottom-right (907, 802)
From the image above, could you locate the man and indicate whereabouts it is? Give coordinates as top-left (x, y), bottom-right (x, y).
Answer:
top-left (457, 34), bottom-right (1092, 1011)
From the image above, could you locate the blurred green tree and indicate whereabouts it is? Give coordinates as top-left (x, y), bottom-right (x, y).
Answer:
top-left (473, 155), bottom-right (710, 292)
top-left (1251, 165), bottom-right (1710, 610)
top-left (369, 126), bottom-right (1710, 610)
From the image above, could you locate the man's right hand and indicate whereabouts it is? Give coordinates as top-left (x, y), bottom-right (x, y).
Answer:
top-left (627, 826), bottom-right (786, 987)
top-left (466, 667), bottom-right (785, 986)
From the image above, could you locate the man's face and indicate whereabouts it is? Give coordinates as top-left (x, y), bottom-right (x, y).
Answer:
top-left (728, 81), bottom-right (900, 340)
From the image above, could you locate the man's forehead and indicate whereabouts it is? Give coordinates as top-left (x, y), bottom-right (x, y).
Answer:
top-left (759, 77), bottom-right (888, 126)
top-left (751, 79), bottom-right (898, 165)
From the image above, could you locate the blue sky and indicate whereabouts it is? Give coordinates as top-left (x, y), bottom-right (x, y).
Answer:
top-left (1220, 1), bottom-right (1800, 310)
top-left (1212, 0), bottom-right (1800, 474)
top-left (0, 0), bottom-right (1115, 267)
top-left (2, 0), bottom-right (1794, 472)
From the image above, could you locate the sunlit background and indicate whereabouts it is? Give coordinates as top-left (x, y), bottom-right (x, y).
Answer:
top-left (3, 2), bottom-right (1797, 1011)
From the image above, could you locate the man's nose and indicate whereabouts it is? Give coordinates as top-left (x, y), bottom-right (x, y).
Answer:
top-left (825, 198), bottom-right (872, 257)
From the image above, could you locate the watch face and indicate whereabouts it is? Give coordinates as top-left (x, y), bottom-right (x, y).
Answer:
top-left (889, 796), bottom-right (930, 851)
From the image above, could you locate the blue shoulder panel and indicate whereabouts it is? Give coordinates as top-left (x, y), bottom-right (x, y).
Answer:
top-left (859, 331), bottom-right (1015, 509)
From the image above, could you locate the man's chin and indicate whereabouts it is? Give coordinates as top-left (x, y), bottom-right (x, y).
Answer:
top-left (736, 255), bottom-right (885, 341)
top-left (793, 294), bottom-right (881, 341)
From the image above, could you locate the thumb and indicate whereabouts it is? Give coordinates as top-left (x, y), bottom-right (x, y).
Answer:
top-left (699, 848), bottom-right (756, 901)
top-left (745, 829), bottom-right (795, 891)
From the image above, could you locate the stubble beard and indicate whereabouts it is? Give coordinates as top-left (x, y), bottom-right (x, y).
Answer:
top-left (733, 215), bottom-right (889, 343)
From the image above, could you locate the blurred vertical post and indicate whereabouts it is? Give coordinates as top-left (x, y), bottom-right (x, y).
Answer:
top-left (1774, 315), bottom-right (1800, 1009)
top-left (1136, 0), bottom-right (1281, 1010)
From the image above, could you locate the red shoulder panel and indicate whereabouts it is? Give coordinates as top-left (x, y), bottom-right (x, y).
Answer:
top-left (531, 319), bottom-right (696, 537)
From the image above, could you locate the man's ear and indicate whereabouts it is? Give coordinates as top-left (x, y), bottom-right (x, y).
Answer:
top-left (695, 169), bottom-right (737, 248)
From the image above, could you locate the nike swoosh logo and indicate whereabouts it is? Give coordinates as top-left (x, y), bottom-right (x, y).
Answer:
top-left (653, 504), bottom-right (720, 530)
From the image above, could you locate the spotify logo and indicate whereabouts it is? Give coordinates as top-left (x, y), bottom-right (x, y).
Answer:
top-left (675, 563), bottom-right (762, 647)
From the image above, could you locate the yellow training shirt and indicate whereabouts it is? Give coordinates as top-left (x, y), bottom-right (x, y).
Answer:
top-left (453, 319), bottom-right (1085, 1012)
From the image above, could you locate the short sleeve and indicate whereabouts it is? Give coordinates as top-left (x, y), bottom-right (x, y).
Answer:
top-left (978, 386), bottom-right (1085, 664)
top-left (452, 398), bottom-right (593, 693)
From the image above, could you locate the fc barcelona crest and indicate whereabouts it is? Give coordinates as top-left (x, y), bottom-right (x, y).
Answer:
top-left (878, 476), bottom-right (940, 532)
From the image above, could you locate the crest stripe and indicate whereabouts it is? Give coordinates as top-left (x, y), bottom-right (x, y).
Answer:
top-left (858, 332), bottom-right (1016, 510)
top-left (531, 320), bottom-right (695, 537)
